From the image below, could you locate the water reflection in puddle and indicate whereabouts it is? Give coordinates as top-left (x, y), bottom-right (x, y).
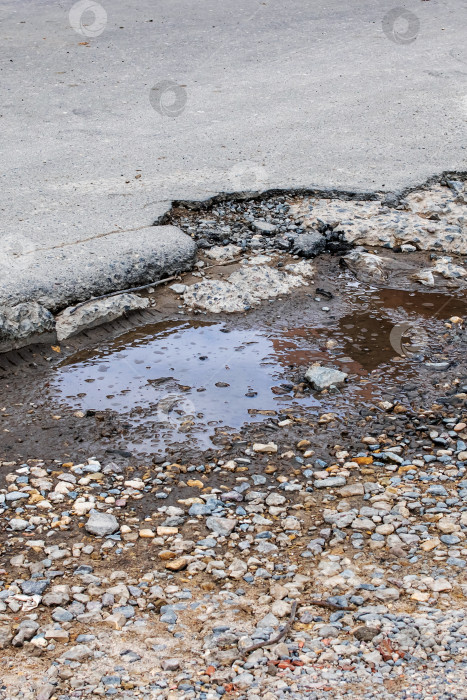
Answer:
top-left (53, 321), bottom-right (322, 449)
top-left (50, 286), bottom-right (467, 453)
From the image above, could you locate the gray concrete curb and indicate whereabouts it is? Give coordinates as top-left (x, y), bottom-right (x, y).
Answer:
top-left (0, 225), bottom-right (197, 312)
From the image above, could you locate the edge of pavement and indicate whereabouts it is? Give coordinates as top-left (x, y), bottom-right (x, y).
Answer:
top-left (1, 169), bottom-right (466, 353)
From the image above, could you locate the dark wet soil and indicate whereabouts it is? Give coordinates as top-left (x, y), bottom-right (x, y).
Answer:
top-left (1, 254), bottom-right (466, 475)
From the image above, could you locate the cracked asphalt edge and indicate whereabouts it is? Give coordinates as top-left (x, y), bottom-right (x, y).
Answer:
top-left (1, 170), bottom-right (466, 354)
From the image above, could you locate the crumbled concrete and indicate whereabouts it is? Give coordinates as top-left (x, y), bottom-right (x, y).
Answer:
top-left (289, 230), bottom-right (326, 258)
top-left (55, 293), bottom-right (149, 341)
top-left (431, 256), bottom-right (467, 281)
top-left (204, 244), bottom-right (242, 262)
top-left (342, 250), bottom-right (389, 283)
top-left (343, 249), bottom-right (467, 287)
top-left (182, 256), bottom-right (314, 312)
top-left (292, 183), bottom-right (467, 255)
top-left (168, 284), bottom-right (187, 294)
top-left (0, 302), bottom-right (55, 352)
top-left (305, 364), bottom-right (348, 391)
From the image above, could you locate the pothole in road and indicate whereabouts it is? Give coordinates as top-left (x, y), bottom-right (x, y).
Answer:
top-left (46, 285), bottom-right (467, 455)
top-left (51, 320), bottom-right (322, 452)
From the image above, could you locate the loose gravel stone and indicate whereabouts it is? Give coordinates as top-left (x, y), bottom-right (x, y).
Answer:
top-left (85, 512), bottom-right (119, 537)
top-left (1, 183), bottom-right (467, 699)
top-left (305, 364), bottom-right (348, 390)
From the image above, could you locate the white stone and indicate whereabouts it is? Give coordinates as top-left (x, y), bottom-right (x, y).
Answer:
top-left (428, 579), bottom-right (452, 592)
top-left (228, 558), bottom-right (248, 579)
top-left (56, 293), bottom-right (149, 341)
top-left (305, 364), bottom-right (348, 391)
top-left (73, 500), bottom-right (94, 516)
top-left (374, 587), bottom-right (400, 602)
top-left (85, 512), bottom-right (119, 537)
top-left (265, 493), bottom-right (286, 506)
top-left (8, 518), bottom-right (29, 531)
top-left (206, 517), bottom-right (237, 537)
top-left (169, 284), bottom-right (187, 294)
top-left (351, 518), bottom-right (376, 531)
top-left (271, 600), bottom-right (291, 618)
top-left (253, 442), bottom-right (278, 453)
top-left (363, 650), bottom-right (383, 666)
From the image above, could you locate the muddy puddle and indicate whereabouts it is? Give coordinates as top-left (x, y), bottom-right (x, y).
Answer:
top-left (52, 320), bottom-right (322, 451)
top-left (46, 283), bottom-right (467, 454)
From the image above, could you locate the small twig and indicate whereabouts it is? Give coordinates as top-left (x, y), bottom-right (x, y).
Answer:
top-left (242, 600), bottom-right (298, 655)
top-left (208, 257), bottom-right (243, 268)
top-left (68, 274), bottom-right (180, 315)
top-left (308, 599), bottom-right (352, 611)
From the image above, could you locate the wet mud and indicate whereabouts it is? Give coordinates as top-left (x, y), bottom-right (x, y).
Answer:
top-left (1, 255), bottom-right (466, 471)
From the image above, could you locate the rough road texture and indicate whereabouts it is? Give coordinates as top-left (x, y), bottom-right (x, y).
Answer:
top-left (1, 236), bottom-right (467, 698)
top-left (1, 0), bottom-right (467, 310)
top-left (0, 226), bottom-right (196, 312)
top-left (2, 2), bottom-right (467, 695)
top-left (1, 384), bottom-right (467, 699)
top-left (5, 178), bottom-right (467, 350)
